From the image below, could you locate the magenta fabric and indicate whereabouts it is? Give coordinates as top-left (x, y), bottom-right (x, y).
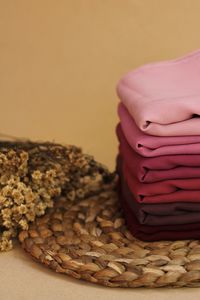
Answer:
top-left (116, 124), bottom-right (200, 183)
top-left (118, 103), bottom-right (200, 157)
top-left (116, 49), bottom-right (200, 137)
top-left (123, 161), bottom-right (200, 203)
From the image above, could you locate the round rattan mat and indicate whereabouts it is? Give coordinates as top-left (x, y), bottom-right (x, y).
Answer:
top-left (19, 186), bottom-right (200, 288)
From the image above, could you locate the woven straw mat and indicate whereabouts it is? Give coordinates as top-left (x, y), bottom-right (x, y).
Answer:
top-left (18, 180), bottom-right (200, 288)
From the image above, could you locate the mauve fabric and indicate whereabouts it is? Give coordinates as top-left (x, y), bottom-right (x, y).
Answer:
top-left (123, 161), bottom-right (200, 203)
top-left (116, 124), bottom-right (200, 182)
top-left (116, 49), bottom-right (200, 137)
top-left (118, 103), bottom-right (200, 157)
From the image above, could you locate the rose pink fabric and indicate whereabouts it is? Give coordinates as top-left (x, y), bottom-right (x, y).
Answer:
top-left (118, 103), bottom-right (200, 157)
top-left (123, 161), bottom-right (200, 203)
top-left (116, 124), bottom-right (200, 182)
top-left (116, 49), bottom-right (200, 137)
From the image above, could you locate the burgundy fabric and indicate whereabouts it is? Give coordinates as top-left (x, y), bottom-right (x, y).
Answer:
top-left (123, 161), bottom-right (200, 203)
top-left (116, 124), bottom-right (200, 183)
top-left (116, 155), bottom-right (200, 225)
top-left (120, 169), bottom-right (200, 226)
top-left (118, 103), bottom-right (200, 157)
top-left (120, 194), bottom-right (200, 241)
top-left (116, 169), bottom-right (200, 241)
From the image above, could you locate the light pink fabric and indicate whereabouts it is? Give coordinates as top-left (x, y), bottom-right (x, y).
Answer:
top-left (116, 49), bottom-right (200, 136)
top-left (124, 162), bottom-right (200, 204)
top-left (116, 124), bottom-right (200, 183)
top-left (118, 103), bottom-right (200, 157)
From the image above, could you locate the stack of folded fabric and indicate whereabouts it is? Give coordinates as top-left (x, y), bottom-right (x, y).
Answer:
top-left (116, 49), bottom-right (200, 241)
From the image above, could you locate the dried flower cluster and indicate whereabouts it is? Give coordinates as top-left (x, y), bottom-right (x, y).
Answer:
top-left (0, 140), bottom-right (113, 251)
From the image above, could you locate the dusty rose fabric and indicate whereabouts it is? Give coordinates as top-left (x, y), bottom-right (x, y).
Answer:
top-left (116, 124), bottom-right (200, 183)
top-left (118, 103), bottom-right (200, 157)
top-left (116, 49), bottom-right (200, 137)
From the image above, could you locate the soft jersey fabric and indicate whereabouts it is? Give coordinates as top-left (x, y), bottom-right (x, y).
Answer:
top-left (116, 49), bottom-right (200, 137)
top-left (118, 103), bottom-right (200, 157)
top-left (116, 124), bottom-right (200, 182)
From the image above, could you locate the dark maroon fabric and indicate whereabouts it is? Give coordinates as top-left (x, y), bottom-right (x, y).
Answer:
top-left (116, 124), bottom-right (200, 183)
top-left (116, 168), bottom-right (200, 241)
top-left (120, 194), bottom-right (200, 241)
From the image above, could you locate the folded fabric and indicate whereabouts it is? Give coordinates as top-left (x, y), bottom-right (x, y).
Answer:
top-left (120, 194), bottom-right (200, 241)
top-left (118, 103), bottom-right (200, 157)
top-left (123, 160), bottom-right (200, 203)
top-left (116, 124), bottom-right (200, 182)
top-left (119, 170), bottom-right (200, 226)
top-left (116, 155), bottom-right (200, 225)
top-left (116, 49), bottom-right (200, 137)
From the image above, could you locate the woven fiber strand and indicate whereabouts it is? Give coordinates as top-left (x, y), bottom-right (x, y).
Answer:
top-left (19, 186), bottom-right (200, 288)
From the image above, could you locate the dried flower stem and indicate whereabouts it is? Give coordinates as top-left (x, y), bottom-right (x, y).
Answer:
top-left (0, 140), bottom-right (114, 251)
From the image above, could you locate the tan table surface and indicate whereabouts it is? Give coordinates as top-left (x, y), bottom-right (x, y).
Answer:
top-left (1, 1), bottom-right (200, 299)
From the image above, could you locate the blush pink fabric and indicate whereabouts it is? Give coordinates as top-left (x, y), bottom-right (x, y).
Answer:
top-left (118, 103), bottom-right (200, 157)
top-left (124, 161), bottom-right (200, 203)
top-left (116, 124), bottom-right (200, 182)
top-left (116, 49), bottom-right (200, 137)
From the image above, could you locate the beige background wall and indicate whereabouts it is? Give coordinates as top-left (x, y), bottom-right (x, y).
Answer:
top-left (1, 1), bottom-right (200, 299)
top-left (1, 0), bottom-right (200, 171)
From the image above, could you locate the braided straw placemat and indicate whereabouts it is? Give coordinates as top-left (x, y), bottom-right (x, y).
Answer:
top-left (19, 184), bottom-right (200, 288)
